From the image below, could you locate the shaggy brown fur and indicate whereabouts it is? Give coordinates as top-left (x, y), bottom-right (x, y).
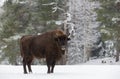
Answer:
top-left (20, 29), bottom-right (70, 74)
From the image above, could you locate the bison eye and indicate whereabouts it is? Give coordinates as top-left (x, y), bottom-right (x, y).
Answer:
top-left (54, 37), bottom-right (59, 41)
top-left (54, 37), bottom-right (64, 42)
top-left (54, 36), bottom-right (61, 41)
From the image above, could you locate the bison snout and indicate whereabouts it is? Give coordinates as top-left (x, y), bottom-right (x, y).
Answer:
top-left (61, 46), bottom-right (66, 50)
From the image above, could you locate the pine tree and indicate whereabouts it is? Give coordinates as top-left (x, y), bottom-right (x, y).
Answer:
top-left (95, 0), bottom-right (120, 62)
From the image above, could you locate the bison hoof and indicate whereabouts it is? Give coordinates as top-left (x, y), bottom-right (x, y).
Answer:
top-left (51, 71), bottom-right (54, 73)
top-left (47, 71), bottom-right (51, 74)
top-left (24, 72), bottom-right (28, 74)
top-left (51, 71), bottom-right (53, 73)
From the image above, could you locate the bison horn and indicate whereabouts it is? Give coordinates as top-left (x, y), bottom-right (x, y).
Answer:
top-left (55, 29), bottom-right (65, 37)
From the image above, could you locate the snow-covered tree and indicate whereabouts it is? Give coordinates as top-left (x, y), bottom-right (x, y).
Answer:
top-left (66, 0), bottom-right (101, 64)
top-left (95, 0), bottom-right (120, 62)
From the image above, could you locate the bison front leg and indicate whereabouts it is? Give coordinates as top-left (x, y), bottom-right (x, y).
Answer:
top-left (47, 63), bottom-right (51, 74)
top-left (51, 61), bottom-right (56, 73)
top-left (46, 58), bottom-right (53, 74)
top-left (46, 59), bottom-right (56, 74)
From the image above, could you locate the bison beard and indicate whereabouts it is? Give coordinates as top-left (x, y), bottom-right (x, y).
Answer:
top-left (20, 29), bottom-right (70, 74)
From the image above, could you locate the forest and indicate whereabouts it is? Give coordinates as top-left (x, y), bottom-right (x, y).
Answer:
top-left (0, 0), bottom-right (120, 65)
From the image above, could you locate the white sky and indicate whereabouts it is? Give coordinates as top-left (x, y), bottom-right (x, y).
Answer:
top-left (0, 0), bottom-right (5, 7)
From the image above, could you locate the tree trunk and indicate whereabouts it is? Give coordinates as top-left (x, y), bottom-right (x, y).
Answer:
top-left (116, 52), bottom-right (119, 62)
top-left (116, 40), bottom-right (120, 62)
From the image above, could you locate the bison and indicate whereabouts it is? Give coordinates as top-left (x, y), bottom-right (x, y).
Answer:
top-left (20, 29), bottom-right (70, 74)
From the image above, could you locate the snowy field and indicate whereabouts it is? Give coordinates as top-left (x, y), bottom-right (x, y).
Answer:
top-left (0, 65), bottom-right (120, 79)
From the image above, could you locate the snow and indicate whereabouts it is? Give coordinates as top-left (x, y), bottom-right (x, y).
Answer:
top-left (0, 0), bottom-right (4, 7)
top-left (67, 0), bottom-right (101, 64)
top-left (115, 0), bottom-right (120, 3)
top-left (0, 56), bottom-right (120, 79)
top-left (0, 65), bottom-right (120, 79)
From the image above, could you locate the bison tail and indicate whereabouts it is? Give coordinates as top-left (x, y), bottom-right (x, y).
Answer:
top-left (20, 38), bottom-right (24, 57)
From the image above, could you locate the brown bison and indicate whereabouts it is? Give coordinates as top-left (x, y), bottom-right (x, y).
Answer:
top-left (20, 29), bottom-right (70, 74)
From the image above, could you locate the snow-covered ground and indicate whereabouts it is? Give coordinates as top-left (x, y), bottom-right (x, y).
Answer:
top-left (0, 65), bottom-right (120, 79)
top-left (0, 57), bottom-right (120, 79)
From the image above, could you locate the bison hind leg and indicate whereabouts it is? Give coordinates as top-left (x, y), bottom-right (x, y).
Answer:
top-left (27, 62), bottom-right (32, 73)
top-left (27, 57), bottom-right (33, 73)
top-left (23, 58), bottom-right (28, 74)
top-left (23, 57), bottom-right (33, 74)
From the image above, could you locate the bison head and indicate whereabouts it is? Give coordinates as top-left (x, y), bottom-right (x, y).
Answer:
top-left (54, 29), bottom-right (70, 50)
